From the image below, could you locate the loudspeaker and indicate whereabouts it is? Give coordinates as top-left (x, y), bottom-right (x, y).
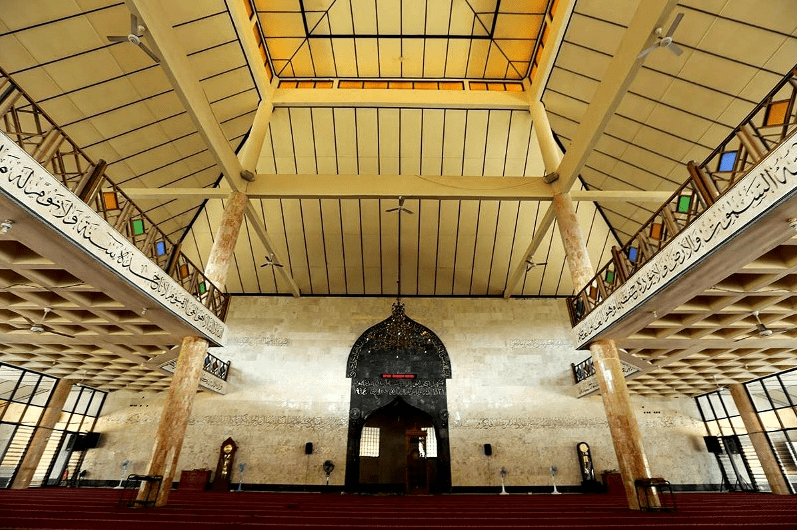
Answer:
top-left (305, 442), bottom-right (314, 455)
top-left (722, 435), bottom-right (742, 454)
top-left (483, 443), bottom-right (492, 456)
top-left (72, 432), bottom-right (101, 451)
top-left (703, 435), bottom-right (722, 454)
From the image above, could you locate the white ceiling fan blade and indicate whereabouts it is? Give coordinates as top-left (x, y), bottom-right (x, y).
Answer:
top-left (636, 45), bottom-right (657, 60)
top-left (137, 42), bottom-right (160, 63)
top-left (667, 42), bottom-right (684, 56)
top-left (665, 12), bottom-right (684, 38)
top-left (43, 326), bottom-right (74, 339)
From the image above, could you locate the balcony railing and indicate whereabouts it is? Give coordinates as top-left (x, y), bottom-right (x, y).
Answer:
top-left (0, 67), bottom-right (229, 320)
top-left (568, 64), bottom-right (797, 327)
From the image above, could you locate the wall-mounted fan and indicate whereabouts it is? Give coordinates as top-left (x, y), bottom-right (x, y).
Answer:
top-left (107, 14), bottom-right (160, 63)
top-left (637, 13), bottom-right (684, 59)
top-left (734, 311), bottom-right (796, 341)
top-left (14, 308), bottom-right (74, 338)
top-left (260, 253), bottom-right (284, 268)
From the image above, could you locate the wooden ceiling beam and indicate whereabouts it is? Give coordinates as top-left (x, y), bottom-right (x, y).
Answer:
top-left (122, 178), bottom-right (673, 202)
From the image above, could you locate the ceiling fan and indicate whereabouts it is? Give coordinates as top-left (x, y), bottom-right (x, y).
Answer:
top-left (525, 257), bottom-right (547, 271)
top-left (385, 197), bottom-right (414, 215)
top-left (107, 14), bottom-right (160, 63)
top-left (708, 284), bottom-right (792, 295)
top-left (15, 308), bottom-right (74, 338)
top-left (734, 310), bottom-right (796, 341)
top-left (637, 13), bottom-right (684, 59)
top-left (260, 253), bottom-right (284, 268)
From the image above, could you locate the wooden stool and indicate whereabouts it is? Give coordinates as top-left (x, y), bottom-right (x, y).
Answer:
top-left (634, 477), bottom-right (676, 512)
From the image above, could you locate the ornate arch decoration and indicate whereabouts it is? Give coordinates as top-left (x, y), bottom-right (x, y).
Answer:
top-left (346, 301), bottom-right (451, 379)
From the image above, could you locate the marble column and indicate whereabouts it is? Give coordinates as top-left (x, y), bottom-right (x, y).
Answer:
top-left (534, 101), bottom-right (654, 509)
top-left (139, 190), bottom-right (248, 507)
top-left (728, 384), bottom-right (790, 494)
top-left (10, 379), bottom-right (73, 489)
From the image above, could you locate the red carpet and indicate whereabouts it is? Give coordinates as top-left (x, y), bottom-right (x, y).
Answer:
top-left (1, 488), bottom-right (796, 529)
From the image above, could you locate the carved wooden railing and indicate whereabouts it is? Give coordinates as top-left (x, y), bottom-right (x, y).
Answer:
top-left (0, 68), bottom-right (229, 320)
top-left (568, 64), bottom-right (797, 328)
top-left (571, 357), bottom-right (595, 384)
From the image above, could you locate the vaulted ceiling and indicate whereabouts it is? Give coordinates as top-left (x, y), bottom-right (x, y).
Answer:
top-left (1, 0), bottom-right (797, 395)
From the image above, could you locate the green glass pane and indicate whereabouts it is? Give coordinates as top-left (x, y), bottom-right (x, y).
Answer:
top-left (199, 282), bottom-right (206, 294)
top-left (132, 219), bottom-right (145, 236)
top-left (677, 195), bottom-right (691, 213)
top-left (606, 270), bottom-right (615, 283)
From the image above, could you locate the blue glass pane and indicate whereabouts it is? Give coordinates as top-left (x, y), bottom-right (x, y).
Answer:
top-left (155, 241), bottom-right (166, 256)
top-left (719, 151), bottom-right (737, 172)
top-left (628, 247), bottom-right (638, 262)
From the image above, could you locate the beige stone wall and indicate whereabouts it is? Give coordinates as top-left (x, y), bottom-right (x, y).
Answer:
top-left (83, 296), bottom-right (719, 488)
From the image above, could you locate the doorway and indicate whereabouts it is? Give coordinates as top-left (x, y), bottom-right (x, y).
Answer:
top-left (357, 399), bottom-right (435, 494)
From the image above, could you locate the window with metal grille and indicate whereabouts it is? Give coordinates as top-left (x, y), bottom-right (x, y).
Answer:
top-left (359, 427), bottom-right (380, 457)
top-left (422, 427), bottom-right (437, 458)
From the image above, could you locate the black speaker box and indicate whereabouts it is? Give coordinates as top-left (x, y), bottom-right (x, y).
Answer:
top-left (305, 442), bottom-right (314, 455)
top-left (483, 443), bottom-right (492, 456)
top-left (722, 435), bottom-right (742, 454)
top-left (703, 435), bottom-right (722, 454)
top-left (72, 432), bottom-right (101, 451)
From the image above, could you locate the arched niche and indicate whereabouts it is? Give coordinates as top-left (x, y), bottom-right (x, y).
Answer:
top-left (345, 301), bottom-right (451, 493)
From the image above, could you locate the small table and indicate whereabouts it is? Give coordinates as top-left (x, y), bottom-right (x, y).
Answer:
top-left (119, 474), bottom-right (163, 508)
top-left (634, 477), bottom-right (676, 512)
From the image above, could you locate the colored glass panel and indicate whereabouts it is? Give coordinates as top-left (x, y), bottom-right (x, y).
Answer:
top-left (628, 247), bottom-right (638, 262)
top-left (132, 219), bottom-right (145, 236)
top-left (677, 195), bottom-right (691, 213)
top-left (719, 151), bottom-right (737, 172)
top-left (199, 282), bottom-right (206, 294)
top-left (606, 270), bottom-right (615, 283)
top-left (650, 222), bottom-right (663, 241)
top-left (765, 100), bottom-right (789, 126)
top-left (179, 264), bottom-right (189, 278)
top-left (155, 241), bottom-right (166, 256)
top-left (102, 191), bottom-right (118, 210)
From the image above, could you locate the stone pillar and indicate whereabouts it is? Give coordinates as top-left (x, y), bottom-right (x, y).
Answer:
top-left (139, 190), bottom-right (247, 507)
top-left (728, 384), bottom-right (790, 494)
top-left (534, 101), bottom-right (654, 509)
top-left (10, 379), bottom-right (73, 489)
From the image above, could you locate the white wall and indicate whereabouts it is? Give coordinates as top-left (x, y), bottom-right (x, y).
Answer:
top-left (83, 296), bottom-right (720, 488)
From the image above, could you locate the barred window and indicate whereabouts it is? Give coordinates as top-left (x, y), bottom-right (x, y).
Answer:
top-left (422, 427), bottom-right (437, 458)
top-left (359, 427), bottom-right (380, 457)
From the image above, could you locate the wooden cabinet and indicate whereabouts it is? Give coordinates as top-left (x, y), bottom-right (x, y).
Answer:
top-left (179, 469), bottom-right (210, 491)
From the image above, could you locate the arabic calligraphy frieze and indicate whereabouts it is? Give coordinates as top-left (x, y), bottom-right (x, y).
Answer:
top-left (353, 377), bottom-right (446, 396)
top-left (0, 134), bottom-right (225, 343)
top-left (574, 135), bottom-right (797, 346)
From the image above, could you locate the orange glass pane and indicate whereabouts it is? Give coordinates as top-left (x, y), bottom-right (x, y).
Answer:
top-left (535, 44), bottom-right (545, 63)
top-left (650, 222), bottom-right (663, 241)
top-left (179, 264), bottom-right (189, 279)
top-left (278, 80), bottom-right (298, 88)
top-left (488, 83), bottom-right (506, 91)
top-left (243, 0), bottom-right (253, 19)
top-left (440, 82), bottom-right (464, 90)
top-left (251, 24), bottom-right (262, 46)
top-left (414, 82), bottom-right (437, 90)
top-left (470, 82), bottom-right (487, 91)
top-left (505, 83), bottom-right (524, 92)
top-left (765, 100), bottom-right (789, 126)
top-left (551, 0), bottom-right (560, 17)
top-left (364, 81), bottom-right (388, 89)
top-left (529, 63), bottom-right (538, 81)
top-left (339, 80), bottom-right (362, 89)
top-left (389, 81), bottom-right (413, 89)
top-left (541, 23), bottom-right (550, 46)
top-left (102, 191), bottom-right (118, 210)
top-left (297, 81), bottom-right (315, 88)
top-left (264, 59), bottom-right (272, 80)
top-left (316, 80), bottom-right (333, 89)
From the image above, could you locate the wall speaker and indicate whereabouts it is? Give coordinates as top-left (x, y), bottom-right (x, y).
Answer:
top-left (305, 442), bottom-right (314, 455)
top-left (72, 432), bottom-right (101, 451)
top-left (703, 435), bottom-right (722, 454)
top-left (483, 443), bottom-right (492, 456)
top-left (722, 435), bottom-right (742, 454)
